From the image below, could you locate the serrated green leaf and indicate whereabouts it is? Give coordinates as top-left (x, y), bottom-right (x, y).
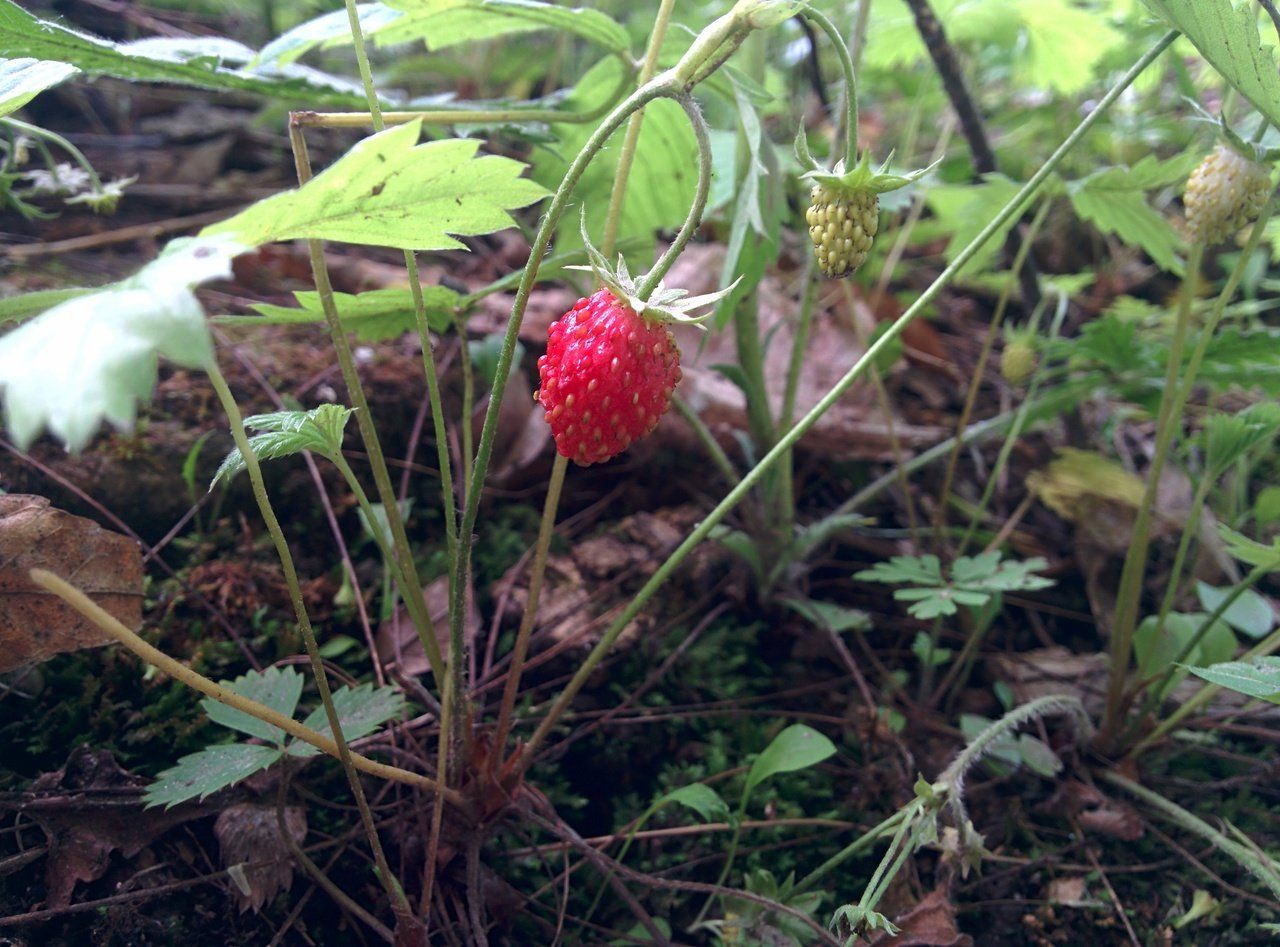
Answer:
top-left (1012, 0), bottom-right (1124, 93)
top-left (0, 57), bottom-right (78, 117)
top-left (1135, 612), bottom-right (1236, 697)
top-left (212, 404), bottom-right (356, 486)
top-left (1196, 583), bottom-right (1275, 639)
top-left (382, 0), bottom-right (628, 53)
top-left (1218, 524), bottom-right (1280, 570)
top-left (655, 783), bottom-right (729, 823)
top-left (0, 236), bottom-right (235, 451)
top-left (1142, 0), bottom-right (1280, 131)
top-left (856, 554), bottom-right (944, 586)
top-left (1186, 656), bottom-right (1280, 702)
top-left (531, 57), bottom-right (696, 259)
top-left (1069, 186), bottom-right (1180, 272)
top-left (858, 552), bottom-right (1051, 620)
top-left (743, 724), bottom-right (836, 799)
top-left (207, 121), bottom-right (546, 250)
top-left (0, 1), bottom-right (369, 106)
top-left (144, 743), bottom-right (282, 809)
top-left (288, 683), bottom-right (404, 757)
top-left (202, 666), bottom-right (304, 744)
top-left (926, 176), bottom-right (1023, 276)
top-left (228, 286), bottom-right (459, 342)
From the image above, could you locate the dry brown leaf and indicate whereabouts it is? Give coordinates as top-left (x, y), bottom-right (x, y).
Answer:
top-left (376, 575), bottom-right (479, 677)
top-left (0, 495), bottom-right (143, 673)
top-left (215, 803), bottom-right (307, 913)
top-left (871, 887), bottom-right (973, 946)
top-left (1046, 876), bottom-right (1097, 908)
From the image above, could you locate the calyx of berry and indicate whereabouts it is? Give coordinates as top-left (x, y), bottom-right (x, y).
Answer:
top-left (794, 130), bottom-right (935, 199)
top-left (567, 221), bottom-right (739, 329)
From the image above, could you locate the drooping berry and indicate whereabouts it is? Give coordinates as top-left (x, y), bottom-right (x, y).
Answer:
top-left (806, 183), bottom-right (878, 278)
top-left (1184, 144), bottom-right (1273, 245)
top-left (536, 288), bottom-right (681, 466)
top-left (1000, 337), bottom-right (1037, 386)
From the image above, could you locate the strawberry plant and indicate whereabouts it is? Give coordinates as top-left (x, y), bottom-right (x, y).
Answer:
top-left (4, 0), bottom-right (1280, 942)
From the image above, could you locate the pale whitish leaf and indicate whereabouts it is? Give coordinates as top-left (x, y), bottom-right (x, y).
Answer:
top-left (144, 744), bottom-right (283, 809)
top-left (1187, 657), bottom-right (1280, 703)
top-left (288, 683), bottom-right (404, 757)
top-left (0, 236), bottom-right (236, 451)
top-left (0, 1), bottom-right (368, 106)
top-left (0, 58), bottom-right (77, 117)
top-left (532, 57), bottom-right (696, 257)
top-left (207, 121), bottom-right (546, 250)
top-left (201, 666), bottom-right (305, 744)
top-left (231, 286), bottom-right (459, 342)
top-left (381, 0), bottom-right (629, 54)
top-left (655, 783), bottom-right (729, 823)
top-left (1196, 583), bottom-right (1275, 640)
top-left (212, 404), bottom-right (356, 487)
top-left (743, 724), bottom-right (836, 799)
top-left (1142, 0), bottom-right (1280, 131)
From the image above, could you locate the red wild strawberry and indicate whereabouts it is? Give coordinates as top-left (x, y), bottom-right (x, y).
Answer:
top-left (537, 288), bottom-right (681, 466)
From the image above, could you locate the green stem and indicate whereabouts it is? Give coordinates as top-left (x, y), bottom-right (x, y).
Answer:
top-left (494, 454), bottom-right (568, 754)
top-left (601, 0), bottom-right (678, 259)
top-left (954, 286), bottom-right (1064, 558)
top-left (671, 393), bottom-right (740, 485)
top-left (207, 364), bottom-right (409, 913)
top-left (287, 122), bottom-right (447, 690)
top-left (1100, 770), bottom-right (1280, 900)
top-left (3, 117), bottom-right (105, 194)
top-left (792, 808), bottom-right (910, 896)
top-left (514, 30), bottom-right (1178, 776)
top-left (1103, 240), bottom-right (1206, 737)
top-left (800, 7), bottom-right (858, 164)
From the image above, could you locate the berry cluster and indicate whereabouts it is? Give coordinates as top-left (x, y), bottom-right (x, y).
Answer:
top-left (806, 183), bottom-right (878, 278)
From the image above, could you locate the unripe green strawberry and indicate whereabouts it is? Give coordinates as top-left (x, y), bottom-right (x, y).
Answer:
top-left (1000, 337), bottom-right (1037, 386)
top-left (806, 184), bottom-right (878, 278)
top-left (1185, 144), bottom-right (1273, 245)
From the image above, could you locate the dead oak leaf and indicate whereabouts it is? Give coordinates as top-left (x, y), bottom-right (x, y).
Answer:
top-left (0, 495), bottom-right (143, 673)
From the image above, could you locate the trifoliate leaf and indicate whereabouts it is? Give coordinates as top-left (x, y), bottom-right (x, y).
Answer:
top-left (206, 121), bottom-right (546, 250)
top-left (212, 405), bottom-right (356, 487)
top-left (287, 683), bottom-right (405, 757)
top-left (0, 236), bottom-right (236, 451)
top-left (1202, 406), bottom-right (1280, 476)
top-left (0, 57), bottom-right (78, 117)
top-left (144, 744), bottom-right (283, 809)
top-left (857, 552), bottom-right (1053, 619)
top-left (201, 666), bottom-right (305, 744)
top-left (1142, 0), bottom-right (1280, 131)
top-left (228, 286), bottom-right (460, 342)
top-left (0, 1), bottom-right (368, 105)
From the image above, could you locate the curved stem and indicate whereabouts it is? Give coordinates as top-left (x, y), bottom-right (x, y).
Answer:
top-left (601, 0), bottom-right (678, 259)
top-left (27, 569), bottom-right (460, 805)
top-left (635, 95), bottom-right (713, 299)
top-left (513, 31), bottom-right (1178, 775)
top-left (800, 7), bottom-right (858, 164)
top-left (3, 117), bottom-right (105, 194)
top-left (671, 393), bottom-right (740, 485)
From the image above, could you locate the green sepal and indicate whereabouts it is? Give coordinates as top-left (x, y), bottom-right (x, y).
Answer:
top-left (567, 210), bottom-right (739, 329)
top-left (802, 149), bottom-right (937, 197)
